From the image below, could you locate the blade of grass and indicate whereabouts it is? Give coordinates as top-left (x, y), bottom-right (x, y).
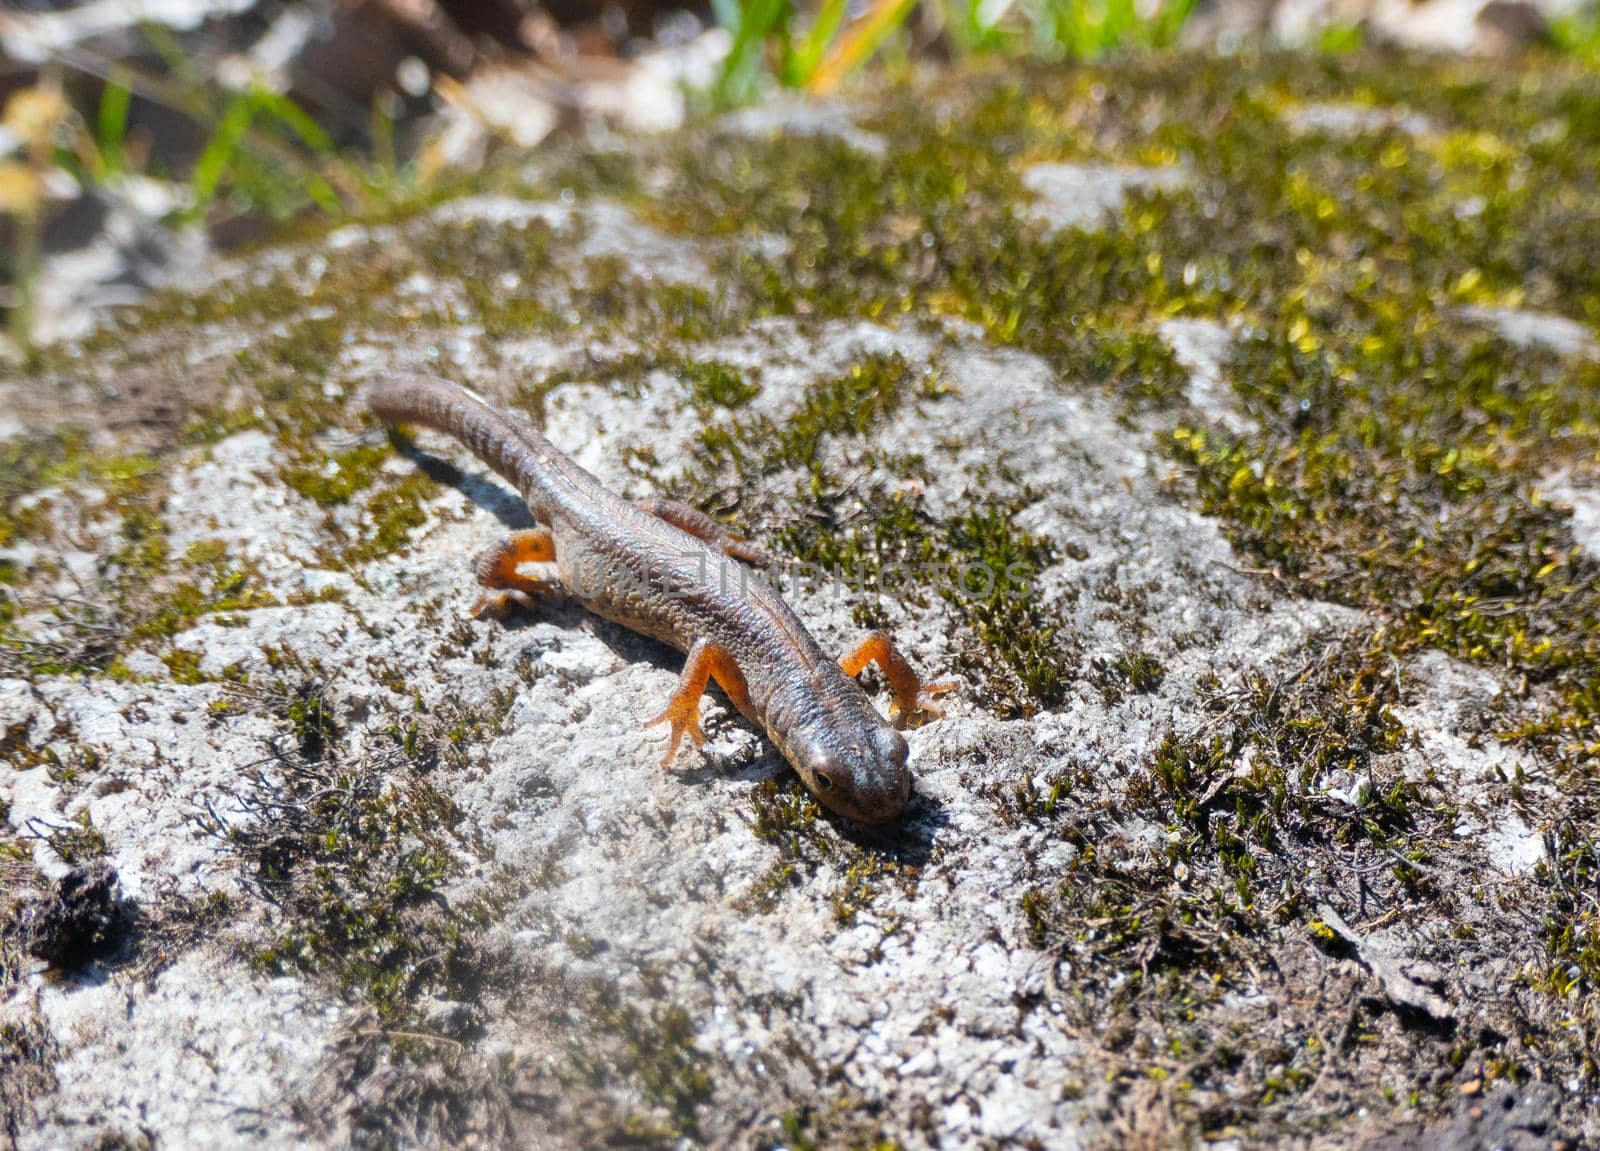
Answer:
top-left (299, 171), bottom-right (342, 215)
top-left (249, 87), bottom-right (334, 155)
top-left (1155, 0), bottom-right (1198, 45)
top-left (715, 0), bottom-right (791, 104)
top-left (942, 0), bottom-right (1014, 54)
top-left (371, 92), bottom-right (397, 182)
top-left (1104, 0), bottom-right (1136, 52)
top-left (1551, 3), bottom-right (1600, 60)
top-left (807, 0), bottom-right (919, 94)
top-left (138, 21), bottom-right (203, 88)
top-left (189, 89), bottom-right (254, 212)
top-left (784, 0), bottom-right (849, 86)
top-left (95, 70), bottom-right (131, 175)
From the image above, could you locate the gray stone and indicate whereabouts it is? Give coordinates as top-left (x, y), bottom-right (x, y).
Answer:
top-left (1279, 101), bottom-right (1435, 138)
top-left (1020, 161), bottom-right (1193, 233)
top-left (1458, 305), bottom-right (1600, 360)
top-left (720, 98), bottom-right (889, 157)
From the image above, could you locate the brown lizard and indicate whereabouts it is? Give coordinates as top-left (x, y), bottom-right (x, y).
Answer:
top-left (369, 373), bottom-right (952, 823)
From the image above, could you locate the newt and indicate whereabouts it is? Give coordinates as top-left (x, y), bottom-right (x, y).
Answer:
top-left (369, 373), bottom-right (953, 824)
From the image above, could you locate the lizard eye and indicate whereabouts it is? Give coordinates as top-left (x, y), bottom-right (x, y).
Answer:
top-left (813, 770), bottom-right (834, 791)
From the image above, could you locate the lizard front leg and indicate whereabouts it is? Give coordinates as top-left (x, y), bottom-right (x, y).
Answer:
top-left (645, 638), bottom-right (753, 766)
top-left (634, 497), bottom-right (772, 567)
top-left (472, 527), bottom-right (557, 618)
top-left (839, 631), bottom-right (956, 729)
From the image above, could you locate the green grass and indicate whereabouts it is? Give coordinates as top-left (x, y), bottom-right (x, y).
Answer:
top-left (1553, 0), bottom-right (1600, 64)
top-left (708, 0), bottom-right (1201, 103)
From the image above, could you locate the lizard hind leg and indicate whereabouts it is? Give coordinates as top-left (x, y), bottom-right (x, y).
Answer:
top-left (839, 631), bottom-right (957, 729)
top-left (472, 526), bottom-right (557, 618)
top-left (634, 496), bottom-right (773, 567)
top-left (645, 638), bottom-right (753, 767)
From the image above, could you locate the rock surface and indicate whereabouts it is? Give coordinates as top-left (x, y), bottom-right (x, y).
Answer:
top-left (3, 53), bottom-right (1599, 1150)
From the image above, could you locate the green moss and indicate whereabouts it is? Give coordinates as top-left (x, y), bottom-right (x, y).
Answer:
top-left (596, 90), bottom-right (1196, 408)
top-left (782, 355), bottom-right (925, 466)
top-left (344, 471), bottom-right (436, 564)
top-left (765, 1108), bottom-right (903, 1151)
top-left (540, 150), bottom-right (643, 201)
top-left (0, 430), bottom-right (160, 549)
top-left (1048, 324), bottom-right (1191, 408)
top-left (744, 778), bottom-right (919, 924)
top-left (280, 439), bottom-right (393, 506)
top-left (180, 539), bottom-right (230, 568)
top-left (0, 723), bottom-right (59, 774)
top-left (423, 217), bottom-right (561, 339)
top-left (180, 402), bottom-right (265, 446)
top-left (942, 501), bottom-right (1073, 713)
top-left (512, 354), bottom-right (651, 425)
top-left (517, 353), bottom-right (761, 435)
top-left (1113, 651), bottom-right (1167, 694)
top-left (568, 988), bottom-right (713, 1140)
top-left (732, 859), bottom-right (800, 913)
top-left (671, 352), bottom-right (927, 499)
top-left (131, 559), bottom-right (279, 639)
top-left (830, 854), bottom-right (915, 926)
top-left (1534, 834), bottom-right (1600, 1005)
top-left (1013, 633), bottom-right (1460, 1134)
top-left (1, 431), bottom-right (87, 503)
top-left (82, 452), bottom-right (163, 495)
top-left (579, 257), bottom-right (732, 343)
top-left (748, 776), bottom-right (822, 851)
top-left (46, 810), bottom-right (108, 865)
top-left (681, 360), bottom-right (761, 410)
top-left (1169, 322), bottom-right (1600, 765)
top-left (232, 319), bottom-right (364, 457)
top-left (113, 509), bottom-right (170, 576)
top-left (86, 237), bottom-right (410, 349)
top-left (783, 481), bottom-right (1072, 715)
top-left (161, 649), bottom-right (206, 685)
top-left (0, 446), bottom-right (248, 674)
top-left (237, 663), bottom-right (511, 1024)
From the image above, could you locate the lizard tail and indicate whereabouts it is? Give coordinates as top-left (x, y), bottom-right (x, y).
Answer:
top-left (368, 373), bottom-right (557, 515)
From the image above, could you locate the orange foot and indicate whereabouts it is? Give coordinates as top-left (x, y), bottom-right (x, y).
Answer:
top-left (839, 631), bottom-right (957, 729)
top-left (470, 527), bottom-right (556, 617)
top-left (645, 638), bottom-right (752, 766)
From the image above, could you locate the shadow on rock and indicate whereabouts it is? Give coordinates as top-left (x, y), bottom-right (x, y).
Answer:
top-left (395, 438), bottom-right (537, 531)
top-left (1370, 1080), bottom-right (1576, 1151)
top-left (827, 787), bottom-right (948, 868)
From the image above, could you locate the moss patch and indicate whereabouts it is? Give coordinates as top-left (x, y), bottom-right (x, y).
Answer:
top-left (740, 777), bottom-right (923, 927)
top-left (562, 980), bottom-right (713, 1142)
top-left (223, 655), bottom-right (515, 1024)
top-left (1007, 627), bottom-right (1598, 1140)
top-left (0, 1009), bottom-right (57, 1147)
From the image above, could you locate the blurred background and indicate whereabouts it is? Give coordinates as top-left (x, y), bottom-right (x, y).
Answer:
top-left (0, 0), bottom-right (1596, 355)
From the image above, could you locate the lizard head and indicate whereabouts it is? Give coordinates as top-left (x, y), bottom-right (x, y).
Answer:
top-left (777, 690), bottom-right (912, 824)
